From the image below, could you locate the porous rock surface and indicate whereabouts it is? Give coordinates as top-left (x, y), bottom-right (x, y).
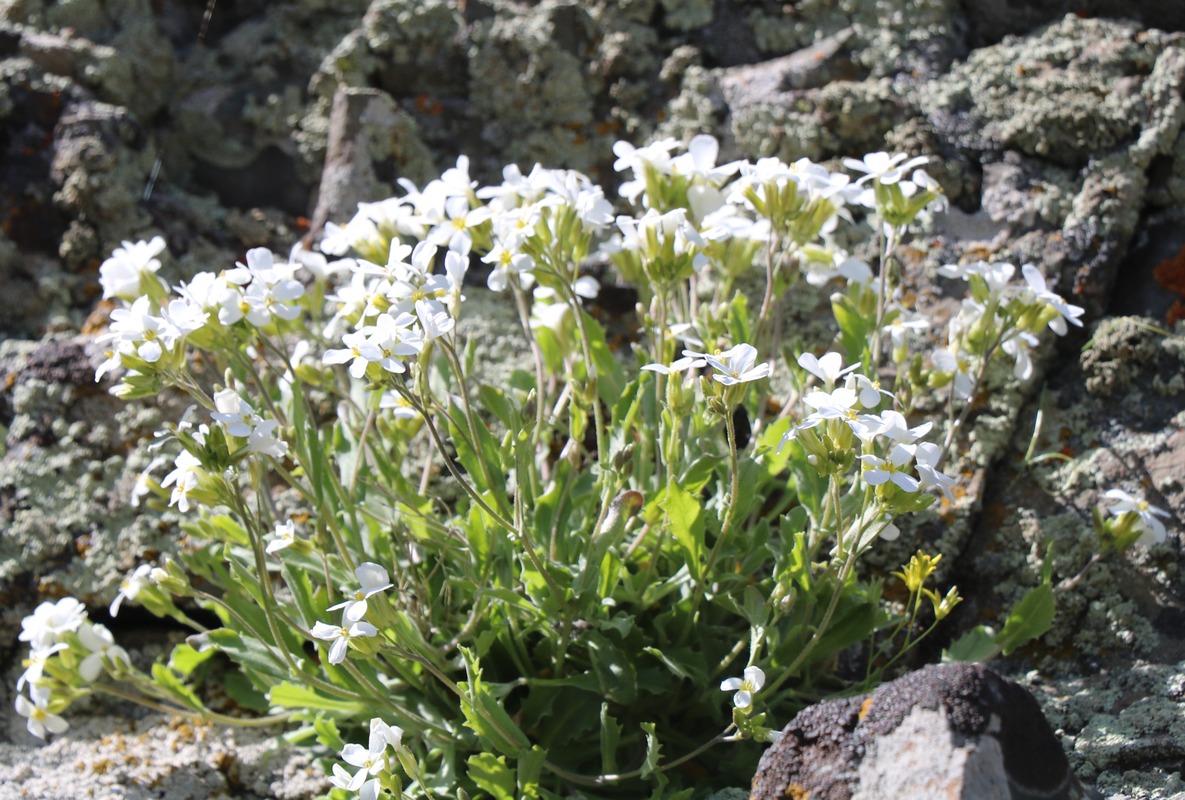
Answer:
top-left (751, 662), bottom-right (1098, 800)
top-left (1, 1), bottom-right (1184, 798)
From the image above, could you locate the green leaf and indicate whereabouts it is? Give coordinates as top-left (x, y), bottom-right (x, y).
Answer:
top-left (582, 312), bottom-right (626, 408)
top-left (459, 648), bottom-right (531, 757)
top-left (587, 631), bottom-right (639, 706)
top-left (995, 583), bottom-right (1055, 656)
top-left (943, 625), bottom-right (1000, 663)
top-left (643, 646), bottom-right (707, 685)
top-left (479, 384), bottom-right (516, 431)
top-left (267, 682), bottom-right (367, 714)
top-left (203, 628), bottom-right (289, 687)
top-left (150, 662), bottom-right (205, 712)
top-left (679, 456), bottom-right (719, 495)
top-left (517, 746), bottom-right (547, 798)
top-left (640, 722), bottom-right (662, 779)
top-left (314, 714), bottom-right (346, 751)
top-left (660, 485), bottom-right (704, 582)
top-left (223, 670), bottom-right (269, 713)
top-left (280, 562), bottom-right (320, 630)
top-left (468, 753), bottom-right (516, 800)
top-left (167, 643), bottom-right (217, 678)
top-left (599, 703), bottom-right (623, 774)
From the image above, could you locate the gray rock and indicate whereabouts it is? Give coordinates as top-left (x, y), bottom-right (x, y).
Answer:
top-left (752, 663), bottom-right (1099, 800)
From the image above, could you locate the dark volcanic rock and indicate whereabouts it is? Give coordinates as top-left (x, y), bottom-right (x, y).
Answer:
top-left (752, 663), bottom-right (1099, 800)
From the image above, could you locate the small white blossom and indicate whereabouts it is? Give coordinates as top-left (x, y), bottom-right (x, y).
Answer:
top-left (720, 666), bottom-right (765, 709)
top-left (1104, 489), bottom-right (1172, 546)
top-left (77, 622), bottom-right (131, 682)
top-left (99, 236), bottom-right (166, 300)
top-left (265, 519), bottom-right (298, 554)
top-left (798, 352), bottom-right (857, 385)
top-left (843, 152), bottom-right (929, 186)
top-left (161, 450), bottom-right (204, 513)
top-left (702, 343), bottom-right (771, 386)
top-left (19, 598), bottom-right (87, 651)
top-left (15, 693), bottom-right (69, 739)
top-left (859, 443), bottom-right (920, 492)
top-left (328, 562), bottom-right (394, 623)
top-left (110, 564), bottom-right (154, 617)
top-left (311, 619), bottom-right (378, 665)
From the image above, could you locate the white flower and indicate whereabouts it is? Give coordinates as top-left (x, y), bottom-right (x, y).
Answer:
top-left (265, 519), bottom-right (298, 554)
top-left (875, 410), bottom-right (933, 444)
top-left (130, 454), bottom-right (168, 508)
top-left (843, 151), bottom-right (929, 186)
top-left (325, 330), bottom-right (384, 379)
top-left (427, 195), bottom-right (492, 252)
top-left (859, 443), bottom-right (920, 493)
top-left (798, 352), bottom-right (857, 385)
top-left (720, 666), bottom-right (765, 709)
top-left (1104, 489), bottom-right (1172, 546)
top-left (702, 343), bottom-right (771, 386)
top-left (311, 620), bottom-right (378, 665)
top-left (19, 598), bottom-right (87, 651)
top-left (110, 564), bottom-right (155, 617)
top-left (17, 643), bottom-right (67, 694)
top-left (101, 295), bottom-right (181, 365)
top-left (1020, 264), bottom-right (1084, 335)
top-left (99, 236), bottom-right (166, 300)
top-left (328, 562), bottom-right (394, 623)
top-left (211, 389), bottom-right (257, 438)
top-left (640, 352), bottom-right (706, 375)
top-left (796, 386), bottom-right (882, 441)
top-left (915, 442), bottom-right (956, 502)
top-left (849, 374), bottom-right (893, 409)
top-left (246, 417), bottom-right (288, 458)
top-left (15, 693), bottom-right (69, 739)
top-left (483, 241), bottom-right (535, 292)
top-left (77, 622), bottom-right (131, 682)
top-left (161, 450), bottom-right (204, 513)
top-left (1002, 330), bottom-right (1039, 380)
top-left (370, 717), bottom-right (404, 750)
top-left (932, 348), bottom-right (975, 400)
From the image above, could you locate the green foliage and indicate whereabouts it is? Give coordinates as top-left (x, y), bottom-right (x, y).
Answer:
top-left (20, 137), bottom-right (1102, 799)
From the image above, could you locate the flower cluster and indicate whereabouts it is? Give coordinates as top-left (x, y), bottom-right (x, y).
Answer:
top-left (312, 563), bottom-right (391, 664)
top-left (932, 261), bottom-right (1084, 392)
top-left (19, 134), bottom-right (1168, 800)
top-left (328, 717), bottom-right (409, 800)
top-left (15, 598), bottom-right (131, 739)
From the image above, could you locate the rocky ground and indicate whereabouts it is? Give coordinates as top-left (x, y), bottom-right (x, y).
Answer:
top-left (1, 1), bottom-right (1184, 797)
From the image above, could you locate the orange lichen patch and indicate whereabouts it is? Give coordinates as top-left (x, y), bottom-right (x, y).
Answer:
top-left (858, 696), bottom-right (874, 721)
top-left (414, 93), bottom-right (443, 116)
top-left (1153, 242), bottom-right (1185, 325)
top-left (783, 783), bottom-right (811, 800)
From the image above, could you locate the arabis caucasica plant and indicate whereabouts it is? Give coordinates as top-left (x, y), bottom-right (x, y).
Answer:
top-left (16, 135), bottom-right (1101, 798)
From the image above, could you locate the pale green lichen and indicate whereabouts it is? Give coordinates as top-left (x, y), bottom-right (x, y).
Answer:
top-left (468, 1), bottom-right (598, 171)
top-left (747, 0), bottom-right (957, 76)
top-left (1030, 662), bottom-right (1185, 796)
top-left (921, 16), bottom-right (1166, 166)
top-left (0, 342), bottom-right (182, 610)
top-left (658, 0), bottom-right (712, 32)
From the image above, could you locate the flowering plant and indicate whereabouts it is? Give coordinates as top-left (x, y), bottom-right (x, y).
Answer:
top-left (16, 135), bottom-right (1107, 798)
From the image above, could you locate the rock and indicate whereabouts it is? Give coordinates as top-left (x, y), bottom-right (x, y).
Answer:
top-left (308, 85), bottom-right (434, 237)
top-left (751, 662), bottom-right (1099, 800)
